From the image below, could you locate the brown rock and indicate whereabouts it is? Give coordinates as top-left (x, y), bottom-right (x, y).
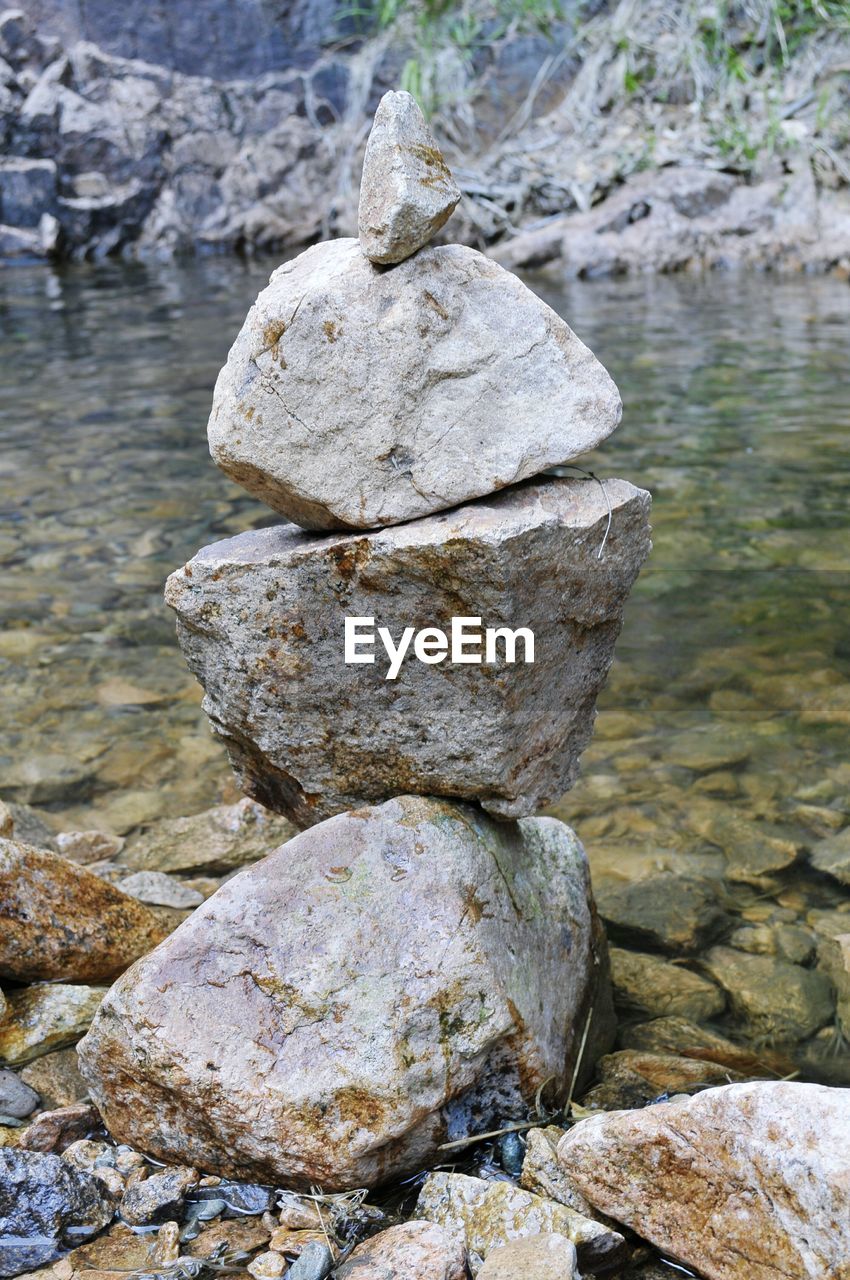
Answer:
top-left (520, 1126), bottom-right (598, 1218)
top-left (20, 1049), bottom-right (91, 1110)
top-left (609, 947), bottom-right (725, 1021)
top-left (0, 838), bottom-right (168, 983)
top-left (701, 946), bottom-right (834, 1042)
top-left (19, 1102), bottom-right (101, 1154)
top-left (118, 799), bottom-right (295, 875)
top-left (580, 1050), bottom-right (745, 1111)
top-left (336, 1220), bottom-right (466, 1279)
top-left (557, 1082), bottom-right (850, 1280)
top-left (0, 984), bottom-right (107, 1067)
top-left (187, 1217), bottom-right (272, 1259)
top-left (618, 1016), bottom-right (794, 1077)
top-left (119, 1165), bottom-right (199, 1225)
top-left (55, 831), bottom-right (125, 865)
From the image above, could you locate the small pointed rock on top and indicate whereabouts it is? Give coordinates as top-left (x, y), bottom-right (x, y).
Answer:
top-left (358, 89), bottom-right (460, 265)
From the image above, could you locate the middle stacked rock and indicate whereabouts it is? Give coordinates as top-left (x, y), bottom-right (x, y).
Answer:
top-left (78, 92), bottom-right (651, 1195)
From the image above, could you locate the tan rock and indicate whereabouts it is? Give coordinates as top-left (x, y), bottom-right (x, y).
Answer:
top-left (477, 1233), bottom-right (578, 1280)
top-left (0, 800), bottom-right (13, 838)
top-left (358, 90), bottom-right (460, 264)
top-left (619, 1016), bottom-right (794, 1077)
top-left (609, 947), bottom-right (725, 1021)
top-left (416, 1172), bottom-right (625, 1274)
top-left (556, 1082), bottom-right (850, 1280)
top-left (19, 1048), bottom-right (90, 1110)
top-left (119, 1165), bottom-right (199, 1225)
top-left (78, 797), bottom-right (613, 1191)
top-left (520, 1127), bottom-right (598, 1218)
top-left (701, 946), bottom-right (834, 1042)
top-left (336, 1220), bottom-right (466, 1279)
top-left (207, 241), bottom-right (623, 531)
top-left (167, 477), bottom-right (650, 826)
top-left (186, 1218), bottom-right (272, 1259)
top-left (580, 1050), bottom-right (745, 1111)
top-left (118, 798), bottom-right (295, 874)
top-left (817, 931), bottom-right (850, 1038)
top-left (0, 985), bottom-right (107, 1067)
top-left (247, 1252), bottom-right (286, 1280)
top-left (55, 831), bottom-right (125, 865)
top-left (0, 838), bottom-right (168, 983)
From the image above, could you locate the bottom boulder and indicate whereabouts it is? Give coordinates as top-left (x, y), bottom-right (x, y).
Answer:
top-left (556, 1081), bottom-right (850, 1280)
top-left (78, 795), bottom-right (613, 1190)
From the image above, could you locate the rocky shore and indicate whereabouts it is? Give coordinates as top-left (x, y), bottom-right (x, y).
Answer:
top-left (2, 83), bottom-right (850, 1280)
top-left (1, 1), bottom-right (849, 271)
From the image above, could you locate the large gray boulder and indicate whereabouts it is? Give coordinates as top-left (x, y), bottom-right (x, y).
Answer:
top-left (165, 476), bottom-right (650, 828)
top-left (78, 796), bottom-right (614, 1191)
top-left (358, 90), bottom-right (460, 264)
top-left (206, 240), bottom-right (622, 530)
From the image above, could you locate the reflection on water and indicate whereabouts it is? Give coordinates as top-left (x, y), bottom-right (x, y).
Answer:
top-left (1, 257), bottom-right (848, 1062)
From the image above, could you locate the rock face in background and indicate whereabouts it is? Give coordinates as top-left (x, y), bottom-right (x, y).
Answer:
top-left (556, 1082), bottom-right (850, 1280)
top-left (78, 796), bottom-right (614, 1191)
top-left (207, 241), bottom-right (621, 530)
top-left (358, 90), bottom-right (460, 264)
top-left (166, 477), bottom-right (650, 826)
top-left (0, 838), bottom-right (168, 983)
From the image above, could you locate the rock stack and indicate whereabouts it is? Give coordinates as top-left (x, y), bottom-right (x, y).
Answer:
top-left (78, 92), bottom-right (651, 1191)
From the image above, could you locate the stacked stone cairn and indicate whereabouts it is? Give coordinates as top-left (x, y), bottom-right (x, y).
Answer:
top-left (78, 93), bottom-right (652, 1198)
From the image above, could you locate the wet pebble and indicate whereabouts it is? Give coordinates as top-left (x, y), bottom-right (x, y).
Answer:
top-left (287, 1241), bottom-right (335, 1280)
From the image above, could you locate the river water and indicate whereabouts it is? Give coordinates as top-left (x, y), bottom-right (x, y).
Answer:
top-left (1, 257), bottom-right (848, 1068)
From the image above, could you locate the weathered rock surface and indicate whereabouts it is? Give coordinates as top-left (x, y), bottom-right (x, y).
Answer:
top-left (358, 90), bottom-right (460, 265)
top-left (78, 796), bottom-right (613, 1191)
top-left (0, 1149), bottom-right (114, 1277)
top-left (206, 242), bottom-right (622, 530)
top-left (817, 931), bottom-right (850, 1039)
top-left (619, 1016), bottom-right (794, 1077)
top-left (117, 798), bottom-right (295, 874)
top-left (55, 830), bottom-right (124, 864)
top-left (18, 1101), bottom-right (100, 1154)
top-left (520, 1126), bottom-right (598, 1218)
top-left (0, 984), bottom-right (106, 1068)
top-left (609, 947), bottom-right (725, 1021)
top-left (476, 1233), bottom-right (578, 1280)
top-left (116, 870), bottom-right (203, 909)
top-left (335, 1221), bottom-right (466, 1279)
top-left (416, 1171), bottom-right (626, 1273)
top-left (0, 1068), bottom-right (39, 1120)
top-left (19, 1049), bottom-right (89, 1111)
top-left (167, 477), bottom-right (650, 826)
top-left (119, 1164), bottom-right (199, 1225)
top-left (0, 837), bottom-right (168, 983)
top-left (594, 870), bottom-right (728, 953)
top-left (556, 1082), bottom-right (850, 1280)
top-left (580, 1049), bottom-right (746, 1111)
top-left (701, 946), bottom-right (833, 1042)
top-left (810, 825), bottom-right (850, 884)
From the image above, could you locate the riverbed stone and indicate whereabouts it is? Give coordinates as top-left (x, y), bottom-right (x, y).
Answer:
top-left (207, 241), bottom-right (622, 531)
top-left (810, 825), bottom-right (850, 884)
top-left (117, 798), bottom-right (295, 874)
top-left (701, 946), bottom-right (833, 1042)
top-left (0, 1149), bottom-right (114, 1275)
top-left (416, 1171), bottom-right (626, 1273)
top-left (119, 1165), bottom-right (199, 1225)
top-left (619, 1016), bottom-right (794, 1077)
top-left (477, 1233), bottom-right (578, 1280)
top-left (78, 796), bottom-right (613, 1191)
top-left (556, 1081), bottom-right (850, 1280)
top-left (55, 830), bottom-right (125, 865)
top-left (594, 870), bottom-right (727, 953)
top-left (358, 90), bottom-right (460, 265)
top-left (18, 1101), bottom-right (100, 1154)
top-left (166, 476), bottom-right (650, 826)
top-left (817, 931), bottom-right (850, 1038)
top-left (0, 984), bottom-right (107, 1068)
top-left (609, 947), bottom-right (726, 1021)
top-left (0, 1068), bottom-right (38, 1120)
top-left (19, 1049), bottom-right (89, 1111)
top-left (0, 838), bottom-right (168, 983)
top-left (336, 1221), bottom-right (466, 1280)
top-left (116, 870), bottom-right (203, 909)
top-left (520, 1127), bottom-right (598, 1218)
top-left (580, 1049), bottom-right (746, 1112)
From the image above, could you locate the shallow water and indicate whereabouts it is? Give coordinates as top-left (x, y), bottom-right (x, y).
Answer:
top-left (1, 257), bottom-right (848, 1063)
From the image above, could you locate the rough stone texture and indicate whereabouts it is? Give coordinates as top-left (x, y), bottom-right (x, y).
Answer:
top-left (0, 1150), bottom-right (114, 1271)
top-left (119, 1165), bottom-right (199, 1225)
top-left (0, 837), bottom-right (168, 983)
top-left (335, 1221), bottom-right (466, 1279)
top-left (0, 802), bottom-right (12, 838)
top-left (594, 870), bottom-right (728, 953)
top-left (701, 946), bottom-right (834, 1043)
top-left (520, 1127), bottom-right (598, 1219)
top-left (55, 830), bottom-right (124, 864)
top-left (0, 1068), bottom-right (39, 1119)
top-left (556, 1082), bottom-right (850, 1280)
top-left (78, 796), bottom-right (613, 1191)
top-left (207, 243), bottom-right (622, 531)
top-left (18, 1101), bottom-right (100, 1154)
top-left (19, 1049), bottom-right (89, 1111)
top-left (0, 984), bottom-right (106, 1068)
top-left (817, 931), bottom-right (850, 1039)
top-left (117, 798), bottom-right (295, 874)
top-left (609, 947), bottom-right (726, 1022)
top-left (477, 1233), bottom-right (578, 1280)
top-left (167, 477), bottom-right (650, 827)
top-left (358, 91), bottom-right (460, 265)
top-left (416, 1172), bottom-right (626, 1274)
top-left (116, 870), bottom-right (203, 909)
